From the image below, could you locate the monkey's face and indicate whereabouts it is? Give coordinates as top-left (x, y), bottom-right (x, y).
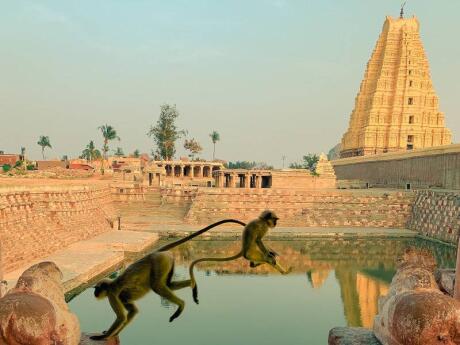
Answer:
top-left (260, 210), bottom-right (279, 228)
top-left (93, 280), bottom-right (110, 299)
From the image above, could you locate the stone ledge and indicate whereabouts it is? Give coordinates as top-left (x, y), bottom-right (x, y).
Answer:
top-left (328, 327), bottom-right (381, 345)
top-left (4, 230), bottom-right (159, 294)
top-left (80, 333), bottom-right (120, 345)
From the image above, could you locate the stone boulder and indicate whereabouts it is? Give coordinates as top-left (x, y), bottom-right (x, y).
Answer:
top-left (435, 268), bottom-right (455, 297)
top-left (0, 261), bottom-right (80, 345)
top-left (374, 248), bottom-right (460, 345)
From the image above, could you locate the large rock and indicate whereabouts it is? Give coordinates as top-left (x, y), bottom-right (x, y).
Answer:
top-left (435, 268), bottom-right (455, 297)
top-left (0, 261), bottom-right (80, 345)
top-left (374, 248), bottom-right (460, 345)
top-left (328, 327), bottom-right (381, 345)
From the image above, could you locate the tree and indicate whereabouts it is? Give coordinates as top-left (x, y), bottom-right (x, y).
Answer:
top-left (132, 149), bottom-right (140, 158)
top-left (226, 161), bottom-right (273, 170)
top-left (289, 153), bottom-right (319, 172)
top-left (80, 140), bottom-right (102, 162)
top-left (37, 136), bottom-right (52, 160)
top-left (184, 138), bottom-right (203, 160)
top-left (99, 124), bottom-right (120, 174)
top-left (302, 154), bottom-right (319, 172)
top-left (209, 130), bottom-right (220, 160)
top-left (114, 147), bottom-right (124, 157)
top-left (147, 104), bottom-right (185, 160)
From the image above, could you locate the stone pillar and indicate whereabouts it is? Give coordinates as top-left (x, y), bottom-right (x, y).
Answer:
top-left (191, 165), bottom-right (195, 178)
top-left (231, 173), bottom-right (237, 188)
top-left (0, 239), bottom-right (4, 288)
top-left (199, 166), bottom-right (203, 178)
top-left (256, 175), bottom-right (262, 188)
top-left (454, 235), bottom-right (460, 300)
top-left (218, 173), bottom-right (225, 187)
top-left (245, 174), bottom-right (250, 188)
top-left (180, 165), bottom-right (184, 177)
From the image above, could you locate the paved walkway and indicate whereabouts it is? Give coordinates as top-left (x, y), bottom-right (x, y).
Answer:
top-left (4, 230), bottom-right (159, 295)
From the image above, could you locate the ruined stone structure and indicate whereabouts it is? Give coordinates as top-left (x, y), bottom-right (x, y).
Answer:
top-left (213, 167), bottom-right (336, 189)
top-left (146, 160), bottom-right (223, 187)
top-left (316, 153), bottom-right (337, 178)
top-left (340, 16), bottom-right (451, 158)
top-left (0, 185), bottom-right (116, 275)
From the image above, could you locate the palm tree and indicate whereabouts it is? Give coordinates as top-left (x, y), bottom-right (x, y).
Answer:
top-left (80, 140), bottom-right (102, 163)
top-left (209, 130), bottom-right (220, 161)
top-left (98, 124), bottom-right (120, 174)
top-left (37, 136), bottom-right (52, 160)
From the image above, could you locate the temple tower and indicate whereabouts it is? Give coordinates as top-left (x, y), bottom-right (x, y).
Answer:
top-left (340, 15), bottom-right (452, 158)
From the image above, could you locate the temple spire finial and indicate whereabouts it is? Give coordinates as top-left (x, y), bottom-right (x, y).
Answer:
top-left (400, 1), bottom-right (407, 19)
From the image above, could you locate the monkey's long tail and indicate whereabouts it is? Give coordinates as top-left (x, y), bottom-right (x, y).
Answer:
top-left (189, 251), bottom-right (243, 304)
top-left (158, 219), bottom-right (246, 252)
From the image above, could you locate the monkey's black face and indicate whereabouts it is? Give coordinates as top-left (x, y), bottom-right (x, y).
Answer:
top-left (94, 281), bottom-right (109, 299)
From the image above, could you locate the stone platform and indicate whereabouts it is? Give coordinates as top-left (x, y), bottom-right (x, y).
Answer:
top-left (328, 327), bottom-right (381, 345)
top-left (3, 230), bottom-right (158, 295)
top-left (157, 226), bottom-right (417, 240)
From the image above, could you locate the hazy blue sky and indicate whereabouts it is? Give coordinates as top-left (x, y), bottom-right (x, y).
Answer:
top-left (1, 0), bottom-right (459, 167)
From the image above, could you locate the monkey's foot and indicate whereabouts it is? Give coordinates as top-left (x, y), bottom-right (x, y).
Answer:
top-left (282, 267), bottom-right (294, 275)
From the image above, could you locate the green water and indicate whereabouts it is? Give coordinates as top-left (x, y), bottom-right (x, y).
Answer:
top-left (69, 238), bottom-right (456, 345)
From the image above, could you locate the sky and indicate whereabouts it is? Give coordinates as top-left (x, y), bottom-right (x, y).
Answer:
top-left (1, 0), bottom-right (459, 167)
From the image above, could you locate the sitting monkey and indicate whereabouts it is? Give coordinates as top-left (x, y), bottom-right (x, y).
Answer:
top-left (189, 210), bottom-right (291, 304)
top-left (90, 218), bottom-right (245, 341)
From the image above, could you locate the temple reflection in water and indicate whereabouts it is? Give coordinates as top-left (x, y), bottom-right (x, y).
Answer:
top-left (163, 237), bottom-right (456, 329)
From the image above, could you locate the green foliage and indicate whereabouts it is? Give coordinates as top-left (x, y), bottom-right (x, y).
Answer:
top-left (226, 161), bottom-right (273, 170)
top-left (26, 164), bottom-right (35, 171)
top-left (37, 135), bottom-right (52, 159)
top-left (132, 149), bottom-right (140, 158)
top-left (289, 153), bottom-right (319, 172)
top-left (80, 140), bottom-right (102, 161)
top-left (99, 124), bottom-right (120, 158)
top-left (184, 138), bottom-right (203, 159)
top-left (209, 130), bottom-right (220, 160)
top-left (147, 104), bottom-right (185, 160)
top-left (114, 147), bottom-right (124, 157)
top-left (2, 164), bottom-right (11, 172)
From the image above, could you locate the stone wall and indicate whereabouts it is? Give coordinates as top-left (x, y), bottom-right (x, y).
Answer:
top-left (332, 144), bottom-right (460, 190)
top-left (160, 186), bottom-right (198, 203)
top-left (185, 188), bottom-right (414, 228)
top-left (0, 185), bottom-right (116, 277)
top-left (408, 190), bottom-right (460, 244)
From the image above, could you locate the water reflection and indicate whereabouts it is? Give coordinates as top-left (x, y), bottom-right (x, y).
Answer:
top-left (162, 237), bottom-right (456, 329)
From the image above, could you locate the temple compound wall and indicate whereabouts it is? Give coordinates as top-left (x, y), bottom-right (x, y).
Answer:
top-left (185, 188), bottom-right (414, 228)
top-left (0, 185), bottom-right (116, 279)
top-left (332, 144), bottom-right (460, 190)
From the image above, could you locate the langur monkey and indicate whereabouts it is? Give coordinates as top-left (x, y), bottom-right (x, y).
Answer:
top-left (90, 219), bottom-right (245, 341)
top-left (189, 210), bottom-right (291, 304)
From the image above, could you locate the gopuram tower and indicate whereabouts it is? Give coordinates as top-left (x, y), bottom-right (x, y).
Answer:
top-left (339, 14), bottom-right (452, 158)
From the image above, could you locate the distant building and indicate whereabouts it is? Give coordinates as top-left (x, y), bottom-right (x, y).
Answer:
top-left (340, 16), bottom-right (452, 158)
top-left (0, 153), bottom-right (22, 167)
top-left (36, 160), bottom-right (67, 170)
